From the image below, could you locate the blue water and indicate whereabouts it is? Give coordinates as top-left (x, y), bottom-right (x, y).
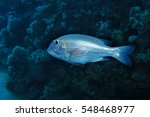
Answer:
top-left (0, 69), bottom-right (17, 99)
top-left (0, 0), bottom-right (150, 99)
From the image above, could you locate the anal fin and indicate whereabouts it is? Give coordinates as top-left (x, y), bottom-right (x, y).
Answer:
top-left (90, 57), bottom-right (109, 63)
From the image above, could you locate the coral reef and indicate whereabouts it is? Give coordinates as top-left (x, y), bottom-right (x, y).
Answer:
top-left (0, 0), bottom-right (150, 99)
top-left (6, 46), bottom-right (30, 95)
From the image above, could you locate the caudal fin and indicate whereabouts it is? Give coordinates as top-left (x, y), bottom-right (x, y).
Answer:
top-left (113, 46), bottom-right (135, 66)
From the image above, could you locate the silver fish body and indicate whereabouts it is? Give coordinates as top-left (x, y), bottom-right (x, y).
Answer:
top-left (47, 34), bottom-right (135, 66)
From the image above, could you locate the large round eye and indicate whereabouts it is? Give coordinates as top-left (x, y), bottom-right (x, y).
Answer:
top-left (55, 40), bottom-right (59, 45)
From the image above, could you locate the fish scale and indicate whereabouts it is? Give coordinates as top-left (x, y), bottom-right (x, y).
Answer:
top-left (47, 34), bottom-right (135, 66)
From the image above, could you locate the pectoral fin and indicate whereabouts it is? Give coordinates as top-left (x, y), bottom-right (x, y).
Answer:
top-left (70, 46), bottom-right (88, 58)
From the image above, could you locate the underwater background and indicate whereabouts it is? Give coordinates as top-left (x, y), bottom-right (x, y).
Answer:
top-left (0, 0), bottom-right (150, 100)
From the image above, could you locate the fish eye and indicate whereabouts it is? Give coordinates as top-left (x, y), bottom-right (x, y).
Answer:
top-left (55, 40), bottom-right (59, 45)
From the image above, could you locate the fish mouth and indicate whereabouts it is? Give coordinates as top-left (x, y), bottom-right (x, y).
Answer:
top-left (47, 46), bottom-right (54, 55)
top-left (47, 46), bottom-right (59, 56)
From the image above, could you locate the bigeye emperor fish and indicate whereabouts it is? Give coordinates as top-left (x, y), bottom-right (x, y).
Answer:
top-left (47, 34), bottom-right (135, 66)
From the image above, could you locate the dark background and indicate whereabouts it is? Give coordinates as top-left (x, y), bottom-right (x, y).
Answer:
top-left (0, 0), bottom-right (150, 99)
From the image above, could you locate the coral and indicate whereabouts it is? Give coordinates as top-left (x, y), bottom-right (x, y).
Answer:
top-left (128, 35), bottom-right (138, 43)
top-left (136, 49), bottom-right (150, 63)
top-left (27, 20), bottom-right (47, 36)
top-left (6, 46), bottom-right (31, 95)
top-left (0, 15), bottom-right (6, 31)
top-left (0, 48), bottom-right (10, 66)
top-left (0, 15), bottom-right (29, 47)
top-left (30, 49), bottom-right (51, 63)
top-left (129, 4), bottom-right (150, 49)
top-left (96, 21), bottom-right (112, 38)
top-left (7, 16), bottom-right (21, 33)
top-left (7, 46), bottom-right (28, 77)
top-left (35, 2), bottom-right (57, 22)
top-left (129, 6), bottom-right (143, 29)
top-left (0, 0), bottom-right (149, 99)
top-left (0, 28), bottom-right (11, 47)
top-left (0, 27), bottom-right (22, 47)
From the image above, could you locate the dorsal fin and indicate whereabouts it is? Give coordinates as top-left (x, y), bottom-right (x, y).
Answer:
top-left (60, 34), bottom-right (112, 46)
top-left (98, 38), bottom-right (112, 45)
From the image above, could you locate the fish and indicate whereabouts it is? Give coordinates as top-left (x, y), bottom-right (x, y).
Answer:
top-left (47, 34), bottom-right (135, 66)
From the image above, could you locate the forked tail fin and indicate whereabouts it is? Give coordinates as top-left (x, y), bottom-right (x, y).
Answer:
top-left (113, 46), bottom-right (135, 66)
